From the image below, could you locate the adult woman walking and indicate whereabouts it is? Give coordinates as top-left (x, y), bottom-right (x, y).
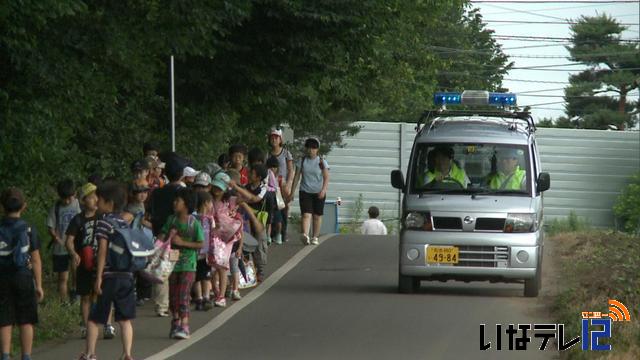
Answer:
top-left (292, 137), bottom-right (329, 245)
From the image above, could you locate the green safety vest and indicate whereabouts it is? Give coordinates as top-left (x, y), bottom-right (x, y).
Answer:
top-left (488, 166), bottom-right (526, 190)
top-left (419, 162), bottom-right (467, 188)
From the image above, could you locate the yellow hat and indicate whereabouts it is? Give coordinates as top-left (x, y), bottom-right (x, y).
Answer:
top-left (80, 183), bottom-right (97, 199)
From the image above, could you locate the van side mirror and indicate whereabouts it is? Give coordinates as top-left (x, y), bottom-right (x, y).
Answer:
top-left (537, 172), bottom-right (550, 192)
top-left (391, 170), bottom-right (405, 191)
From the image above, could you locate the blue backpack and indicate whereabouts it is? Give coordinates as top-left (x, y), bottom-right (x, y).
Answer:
top-left (0, 220), bottom-right (31, 270)
top-left (106, 216), bottom-right (155, 272)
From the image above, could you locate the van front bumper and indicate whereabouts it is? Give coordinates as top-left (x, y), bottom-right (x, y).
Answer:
top-left (399, 230), bottom-right (541, 281)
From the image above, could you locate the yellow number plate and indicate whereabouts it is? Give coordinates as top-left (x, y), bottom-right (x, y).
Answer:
top-left (427, 246), bottom-right (459, 264)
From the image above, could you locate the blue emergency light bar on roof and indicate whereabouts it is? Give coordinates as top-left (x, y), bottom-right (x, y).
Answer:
top-left (434, 90), bottom-right (517, 106)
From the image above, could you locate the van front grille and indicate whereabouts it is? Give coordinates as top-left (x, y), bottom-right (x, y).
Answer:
top-left (455, 245), bottom-right (509, 267)
top-left (433, 217), bottom-right (462, 230)
top-left (475, 218), bottom-right (506, 231)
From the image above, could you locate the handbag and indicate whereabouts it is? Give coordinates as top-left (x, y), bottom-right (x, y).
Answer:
top-left (254, 200), bottom-right (269, 227)
top-left (275, 186), bottom-right (286, 210)
top-left (238, 259), bottom-right (257, 289)
top-left (140, 236), bottom-right (179, 284)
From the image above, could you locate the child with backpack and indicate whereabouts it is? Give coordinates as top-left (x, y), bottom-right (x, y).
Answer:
top-left (65, 183), bottom-right (115, 340)
top-left (0, 187), bottom-right (44, 360)
top-left (80, 180), bottom-right (154, 360)
top-left (125, 180), bottom-right (153, 307)
top-left (210, 172), bottom-right (242, 307)
top-left (47, 178), bottom-right (81, 300)
top-left (193, 192), bottom-right (214, 311)
top-left (268, 128), bottom-right (295, 243)
top-left (158, 188), bottom-right (204, 340)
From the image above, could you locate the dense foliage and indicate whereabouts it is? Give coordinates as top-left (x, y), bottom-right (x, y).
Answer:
top-left (0, 0), bottom-right (509, 217)
top-left (614, 172), bottom-right (640, 233)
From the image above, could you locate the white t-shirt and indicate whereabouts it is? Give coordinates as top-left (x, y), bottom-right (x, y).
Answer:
top-left (361, 219), bottom-right (388, 235)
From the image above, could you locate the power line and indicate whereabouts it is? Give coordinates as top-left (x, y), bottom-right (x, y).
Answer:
top-left (485, 19), bottom-right (640, 25)
top-left (481, 3), bottom-right (623, 16)
top-left (517, 87), bottom-right (567, 93)
top-left (480, 2), bottom-right (567, 20)
top-left (472, 1), bottom-right (638, 3)
top-left (493, 34), bottom-right (638, 42)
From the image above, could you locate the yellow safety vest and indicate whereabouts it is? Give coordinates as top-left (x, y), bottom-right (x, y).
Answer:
top-left (420, 162), bottom-right (467, 188)
top-left (488, 166), bottom-right (526, 190)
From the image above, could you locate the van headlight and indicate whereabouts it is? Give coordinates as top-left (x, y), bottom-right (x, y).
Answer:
top-left (404, 212), bottom-right (432, 231)
top-left (504, 213), bottom-right (538, 233)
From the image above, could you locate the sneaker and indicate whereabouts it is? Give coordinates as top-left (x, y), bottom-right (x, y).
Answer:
top-left (232, 290), bottom-right (242, 300)
top-left (195, 299), bottom-right (204, 311)
top-left (301, 234), bottom-right (310, 245)
top-left (214, 297), bottom-right (227, 307)
top-left (225, 289), bottom-right (232, 298)
top-left (311, 237), bottom-right (319, 245)
top-left (80, 326), bottom-right (87, 339)
top-left (202, 298), bottom-right (213, 311)
top-left (169, 320), bottom-right (179, 339)
top-left (266, 236), bottom-right (272, 246)
top-left (273, 234), bottom-right (283, 245)
top-left (103, 324), bottom-right (116, 340)
top-left (256, 274), bottom-right (264, 283)
top-left (136, 298), bottom-right (145, 307)
top-left (173, 326), bottom-right (190, 340)
top-left (157, 310), bottom-right (170, 317)
top-left (77, 354), bottom-right (97, 360)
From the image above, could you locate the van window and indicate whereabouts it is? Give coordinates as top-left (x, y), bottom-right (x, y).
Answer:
top-left (410, 143), bottom-right (531, 195)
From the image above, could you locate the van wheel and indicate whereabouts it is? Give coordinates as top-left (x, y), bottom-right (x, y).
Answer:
top-left (399, 274), bottom-right (419, 294)
top-left (524, 269), bottom-right (541, 297)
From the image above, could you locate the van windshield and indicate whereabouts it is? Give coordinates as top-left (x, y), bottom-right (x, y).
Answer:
top-left (410, 143), bottom-right (531, 196)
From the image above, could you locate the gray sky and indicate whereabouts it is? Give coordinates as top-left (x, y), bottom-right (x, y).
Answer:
top-left (473, 0), bottom-right (639, 121)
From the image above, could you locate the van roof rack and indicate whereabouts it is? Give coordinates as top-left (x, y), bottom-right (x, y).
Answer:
top-left (415, 109), bottom-right (536, 134)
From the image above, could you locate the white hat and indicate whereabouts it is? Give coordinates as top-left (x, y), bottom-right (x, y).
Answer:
top-left (270, 128), bottom-right (283, 137)
top-left (183, 166), bottom-right (199, 178)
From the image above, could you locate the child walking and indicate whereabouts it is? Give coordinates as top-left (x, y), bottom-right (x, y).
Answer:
top-left (193, 192), bottom-right (214, 311)
top-left (80, 180), bottom-right (137, 360)
top-left (360, 206), bottom-right (388, 235)
top-left (158, 188), bottom-right (204, 340)
top-left (65, 183), bottom-right (116, 340)
top-left (0, 187), bottom-right (44, 360)
top-left (209, 172), bottom-right (242, 307)
top-left (47, 179), bottom-right (81, 300)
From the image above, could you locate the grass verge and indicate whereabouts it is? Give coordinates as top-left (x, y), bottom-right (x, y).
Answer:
top-left (549, 230), bottom-right (640, 359)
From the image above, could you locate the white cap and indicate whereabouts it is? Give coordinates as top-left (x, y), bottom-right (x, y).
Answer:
top-left (183, 166), bottom-right (199, 178)
top-left (270, 128), bottom-right (283, 137)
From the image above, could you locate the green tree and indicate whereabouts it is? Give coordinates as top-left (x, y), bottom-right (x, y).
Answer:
top-left (565, 15), bottom-right (640, 130)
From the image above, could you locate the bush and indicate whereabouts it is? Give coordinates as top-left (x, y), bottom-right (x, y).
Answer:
top-left (546, 211), bottom-right (591, 236)
top-left (613, 172), bottom-right (640, 233)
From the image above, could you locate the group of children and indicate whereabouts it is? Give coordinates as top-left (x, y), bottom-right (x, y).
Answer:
top-left (0, 127), bottom-right (346, 359)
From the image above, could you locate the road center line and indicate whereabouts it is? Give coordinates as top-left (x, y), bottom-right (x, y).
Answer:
top-left (145, 234), bottom-right (335, 360)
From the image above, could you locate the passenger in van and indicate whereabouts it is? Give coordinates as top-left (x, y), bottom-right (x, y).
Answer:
top-left (486, 148), bottom-right (526, 190)
top-left (418, 146), bottom-right (470, 189)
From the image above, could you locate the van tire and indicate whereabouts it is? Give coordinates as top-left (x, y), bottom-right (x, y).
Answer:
top-left (399, 274), bottom-right (419, 294)
top-left (524, 263), bottom-right (542, 297)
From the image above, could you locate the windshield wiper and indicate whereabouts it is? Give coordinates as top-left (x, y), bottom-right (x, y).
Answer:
top-left (418, 188), bottom-right (472, 195)
top-left (471, 189), bottom-right (528, 198)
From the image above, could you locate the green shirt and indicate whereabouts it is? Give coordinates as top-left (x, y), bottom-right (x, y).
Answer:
top-left (160, 214), bottom-right (204, 272)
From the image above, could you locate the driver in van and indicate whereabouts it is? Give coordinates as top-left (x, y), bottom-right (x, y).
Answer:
top-left (418, 146), bottom-right (470, 189)
top-left (486, 148), bottom-right (526, 190)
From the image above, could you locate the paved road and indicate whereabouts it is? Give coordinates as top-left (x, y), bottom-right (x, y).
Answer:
top-left (164, 235), bottom-right (558, 360)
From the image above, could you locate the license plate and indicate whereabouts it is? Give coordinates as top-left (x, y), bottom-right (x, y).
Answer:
top-left (427, 246), bottom-right (459, 264)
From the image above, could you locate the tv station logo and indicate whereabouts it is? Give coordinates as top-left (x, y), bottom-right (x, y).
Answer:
top-left (480, 299), bottom-right (631, 351)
